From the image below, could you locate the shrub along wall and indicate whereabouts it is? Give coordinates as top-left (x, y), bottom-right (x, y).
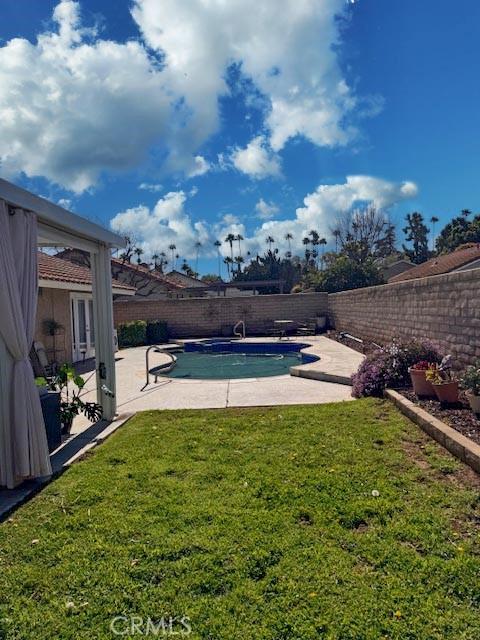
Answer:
top-left (114, 293), bottom-right (328, 338)
top-left (328, 268), bottom-right (480, 368)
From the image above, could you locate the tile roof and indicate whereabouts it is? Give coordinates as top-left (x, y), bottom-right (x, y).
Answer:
top-left (38, 252), bottom-right (135, 291)
top-left (110, 258), bottom-right (185, 289)
top-left (389, 245), bottom-right (480, 283)
top-left (163, 270), bottom-right (207, 288)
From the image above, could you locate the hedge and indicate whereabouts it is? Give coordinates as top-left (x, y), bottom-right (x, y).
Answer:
top-left (146, 320), bottom-right (168, 345)
top-left (117, 321), bottom-right (147, 348)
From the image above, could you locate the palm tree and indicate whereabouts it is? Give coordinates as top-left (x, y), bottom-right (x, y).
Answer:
top-left (266, 236), bottom-right (275, 252)
top-left (151, 253), bottom-right (159, 269)
top-left (284, 232), bottom-right (293, 256)
top-left (333, 228), bottom-right (341, 253)
top-left (319, 237), bottom-right (327, 269)
top-left (134, 247), bottom-right (144, 265)
top-left (159, 251), bottom-right (167, 273)
top-left (302, 236), bottom-right (311, 262)
top-left (309, 230), bottom-right (320, 267)
top-left (225, 233), bottom-right (235, 259)
top-left (430, 216), bottom-right (439, 251)
top-left (168, 244), bottom-right (176, 270)
top-left (214, 240), bottom-right (222, 278)
top-left (194, 240), bottom-right (202, 275)
top-left (234, 255), bottom-right (244, 274)
top-left (235, 234), bottom-right (244, 257)
top-left (461, 209), bottom-right (472, 218)
top-left (223, 256), bottom-right (233, 280)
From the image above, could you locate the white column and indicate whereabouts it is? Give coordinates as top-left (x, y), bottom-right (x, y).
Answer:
top-left (91, 245), bottom-right (117, 420)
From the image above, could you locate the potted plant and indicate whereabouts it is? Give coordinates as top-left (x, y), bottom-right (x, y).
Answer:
top-left (408, 360), bottom-right (436, 398)
top-left (426, 356), bottom-right (459, 404)
top-left (36, 364), bottom-right (102, 435)
top-left (460, 362), bottom-right (480, 416)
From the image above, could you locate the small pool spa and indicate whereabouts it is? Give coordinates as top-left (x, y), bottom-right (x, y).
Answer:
top-left (165, 340), bottom-right (318, 380)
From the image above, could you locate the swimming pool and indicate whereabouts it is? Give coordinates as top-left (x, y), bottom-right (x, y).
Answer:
top-left (166, 340), bottom-right (318, 380)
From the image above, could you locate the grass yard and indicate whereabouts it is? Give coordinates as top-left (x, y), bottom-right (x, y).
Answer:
top-left (0, 399), bottom-right (479, 639)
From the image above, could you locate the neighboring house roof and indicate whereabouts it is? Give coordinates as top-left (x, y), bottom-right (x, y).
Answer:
top-left (38, 252), bottom-right (136, 294)
top-left (381, 259), bottom-right (415, 281)
top-left (389, 245), bottom-right (480, 283)
top-left (110, 258), bottom-right (185, 291)
top-left (164, 270), bottom-right (207, 288)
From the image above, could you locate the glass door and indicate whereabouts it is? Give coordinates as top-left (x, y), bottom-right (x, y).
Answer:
top-left (71, 294), bottom-right (95, 362)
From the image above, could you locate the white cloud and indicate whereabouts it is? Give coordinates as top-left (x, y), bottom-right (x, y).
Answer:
top-left (187, 155), bottom-right (210, 178)
top-left (112, 175), bottom-right (418, 265)
top-left (255, 198), bottom-right (279, 220)
top-left (110, 190), bottom-right (212, 259)
top-left (231, 137), bottom-right (281, 179)
top-left (139, 183), bottom-right (163, 193)
top-left (0, 0), bottom-right (370, 191)
top-left (132, 0), bottom-right (363, 157)
top-left (0, 1), bottom-right (206, 191)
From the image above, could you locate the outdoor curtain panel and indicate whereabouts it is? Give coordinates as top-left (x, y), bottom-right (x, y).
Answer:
top-left (0, 200), bottom-right (51, 488)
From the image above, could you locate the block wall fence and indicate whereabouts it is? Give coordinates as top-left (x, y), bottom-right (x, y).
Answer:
top-left (113, 268), bottom-right (480, 366)
top-left (113, 292), bottom-right (329, 338)
top-left (329, 269), bottom-right (480, 368)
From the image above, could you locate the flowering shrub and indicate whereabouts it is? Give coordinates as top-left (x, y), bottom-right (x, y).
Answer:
top-left (352, 339), bottom-right (442, 398)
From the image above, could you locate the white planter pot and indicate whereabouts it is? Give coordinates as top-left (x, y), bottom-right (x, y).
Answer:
top-left (466, 391), bottom-right (480, 415)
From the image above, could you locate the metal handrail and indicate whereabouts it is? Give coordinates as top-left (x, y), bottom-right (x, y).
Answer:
top-left (143, 345), bottom-right (176, 389)
top-left (233, 320), bottom-right (245, 339)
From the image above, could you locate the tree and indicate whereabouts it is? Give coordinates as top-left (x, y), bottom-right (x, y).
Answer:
top-left (304, 256), bottom-right (384, 293)
top-left (234, 255), bottom-right (244, 274)
top-left (302, 236), bottom-right (311, 263)
top-left (223, 256), bottom-right (233, 280)
top-left (168, 244), bottom-right (177, 269)
top-left (333, 206), bottom-right (394, 264)
top-left (134, 247), bottom-right (144, 265)
top-left (318, 237), bottom-right (327, 269)
top-left (201, 273), bottom-right (222, 284)
top-left (214, 240), bottom-right (222, 278)
top-left (235, 234), bottom-right (244, 257)
top-left (402, 212), bottom-right (430, 264)
top-left (284, 232), bottom-right (293, 256)
top-left (225, 233), bottom-right (235, 259)
top-left (234, 251), bottom-right (301, 294)
top-left (265, 236), bottom-right (275, 252)
top-left (435, 212), bottom-right (480, 253)
top-left (430, 216), bottom-right (439, 250)
top-left (119, 236), bottom-right (136, 263)
top-left (333, 228), bottom-right (341, 253)
top-left (194, 241), bottom-right (202, 274)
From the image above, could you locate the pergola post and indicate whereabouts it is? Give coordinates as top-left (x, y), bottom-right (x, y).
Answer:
top-left (91, 244), bottom-right (117, 420)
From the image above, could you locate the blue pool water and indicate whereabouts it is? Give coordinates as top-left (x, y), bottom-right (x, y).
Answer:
top-left (167, 340), bottom-right (318, 380)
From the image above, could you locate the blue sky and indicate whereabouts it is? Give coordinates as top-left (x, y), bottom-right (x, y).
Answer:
top-left (1, 0), bottom-right (480, 275)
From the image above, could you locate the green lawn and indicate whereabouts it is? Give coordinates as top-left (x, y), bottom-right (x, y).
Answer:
top-left (1, 399), bottom-right (479, 639)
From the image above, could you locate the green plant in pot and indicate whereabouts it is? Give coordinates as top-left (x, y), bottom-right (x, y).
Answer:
top-left (426, 356), bottom-right (459, 405)
top-left (460, 362), bottom-right (480, 416)
top-left (35, 364), bottom-right (102, 435)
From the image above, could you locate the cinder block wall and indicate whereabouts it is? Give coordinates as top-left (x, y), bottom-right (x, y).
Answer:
top-left (114, 293), bottom-right (328, 337)
top-left (328, 269), bottom-right (480, 367)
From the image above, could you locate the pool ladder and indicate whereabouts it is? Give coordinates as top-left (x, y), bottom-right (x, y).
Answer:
top-left (233, 320), bottom-right (245, 339)
top-left (142, 345), bottom-right (176, 389)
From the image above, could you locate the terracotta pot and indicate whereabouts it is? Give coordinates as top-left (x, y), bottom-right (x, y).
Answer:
top-left (466, 391), bottom-right (480, 415)
top-left (409, 368), bottom-right (436, 398)
top-left (433, 381), bottom-right (459, 404)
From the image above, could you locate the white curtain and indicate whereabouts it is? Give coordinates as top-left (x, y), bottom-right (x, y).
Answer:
top-left (0, 200), bottom-right (52, 488)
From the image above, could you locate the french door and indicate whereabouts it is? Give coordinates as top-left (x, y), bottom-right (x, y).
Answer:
top-left (71, 294), bottom-right (95, 362)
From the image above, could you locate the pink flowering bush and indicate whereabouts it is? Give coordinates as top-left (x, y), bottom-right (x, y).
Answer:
top-left (352, 339), bottom-right (442, 398)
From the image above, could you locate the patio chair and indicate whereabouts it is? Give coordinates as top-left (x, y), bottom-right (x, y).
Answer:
top-left (296, 319), bottom-right (317, 336)
top-left (30, 341), bottom-right (57, 379)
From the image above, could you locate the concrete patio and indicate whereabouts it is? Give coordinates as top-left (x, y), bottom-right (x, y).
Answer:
top-left (72, 336), bottom-right (361, 430)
